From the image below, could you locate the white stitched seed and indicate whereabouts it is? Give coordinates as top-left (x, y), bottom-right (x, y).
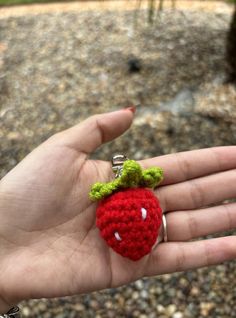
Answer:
top-left (114, 231), bottom-right (122, 241)
top-left (141, 207), bottom-right (147, 220)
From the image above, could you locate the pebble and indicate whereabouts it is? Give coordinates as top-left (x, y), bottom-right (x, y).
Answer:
top-left (166, 304), bottom-right (177, 316)
top-left (73, 303), bottom-right (85, 312)
top-left (134, 280), bottom-right (144, 290)
top-left (200, 302), bottom-right (215, 316)
top-left (172, 312), bottom-right (184, 318)
top-left (140, 290), bottom-right (149, 299)
top-left (132, 291), bottom-right (139, 300)
top-left (21, 307), bottom-right (30, 317)
top-left (190, 286), bottom-right (200, 296)
top-left (156, 304), bottom-right (165, 313)
top-left (105, 301), bottom-right (113, 309)
top-left (38, 301), bottom-right (49, 312)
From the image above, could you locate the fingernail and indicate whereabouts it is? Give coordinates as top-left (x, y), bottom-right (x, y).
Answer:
top-left (125, 105), bottom-right (136, 114)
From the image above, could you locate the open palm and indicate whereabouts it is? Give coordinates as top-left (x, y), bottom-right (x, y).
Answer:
top-left (0, 109), bottom-right (236, 311)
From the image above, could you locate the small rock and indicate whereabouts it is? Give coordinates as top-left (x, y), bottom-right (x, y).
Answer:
top-left (156, 304), bottom-right (165, 313)
top-left (37, 301), bottom-right (47, 312)
top-left (132, 291), bottom-right (140, 300)
top-left (200, 302), bottom-right (215, 317)
top-left (140, 290), bottom-right (149, 299)
top-left (22, 307), bottom-right (30, 317)
top-left (190, 286), bottom-right (200, 296)
top-left (166, 304), bottom-right (177, 316)
top-left (73, 303), bottom-right (85, 312)
top-left (105, 301), bottom-right (113, 309)
top-left (172, 312), bottom-right (183, 318)
top-left (90, 299), bottom-right (99, 310)
top-left (135, 280), bottom-right (144, 290)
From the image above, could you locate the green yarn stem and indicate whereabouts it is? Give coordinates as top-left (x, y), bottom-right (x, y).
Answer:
top-left (89, 160), bottom-right (164, 201)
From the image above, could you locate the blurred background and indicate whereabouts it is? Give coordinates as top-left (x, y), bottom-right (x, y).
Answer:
top-left (0, 0), bottom-right (236, 317)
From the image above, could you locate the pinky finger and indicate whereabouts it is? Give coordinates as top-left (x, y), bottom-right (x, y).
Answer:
top-left (146, 236), bottom-right (236, 276)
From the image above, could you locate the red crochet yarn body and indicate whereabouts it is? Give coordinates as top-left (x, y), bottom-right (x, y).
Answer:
top-left (96, 188), bottom-right (162, 261)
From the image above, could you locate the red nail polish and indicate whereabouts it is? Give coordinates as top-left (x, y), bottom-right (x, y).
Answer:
top-left (125, 105), bottom-right (136, 114)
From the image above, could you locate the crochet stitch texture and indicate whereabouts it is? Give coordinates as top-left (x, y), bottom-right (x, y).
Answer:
top-left (90, 160), bottom-right (164, 261)
top-left (96, 187), bottom-right (162, 261)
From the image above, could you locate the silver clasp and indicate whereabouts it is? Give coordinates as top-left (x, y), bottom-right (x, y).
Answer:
top-left (111, 154), bottom-right (128, 178)
top-left (0, 307), bottom-right (20, 318)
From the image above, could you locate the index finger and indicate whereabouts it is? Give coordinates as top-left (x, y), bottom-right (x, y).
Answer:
top-left (141, 146), bottom-right (236, 186)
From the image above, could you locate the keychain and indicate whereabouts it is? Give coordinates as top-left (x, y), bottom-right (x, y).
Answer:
top-left (89, 155), bottom-right (164, 261)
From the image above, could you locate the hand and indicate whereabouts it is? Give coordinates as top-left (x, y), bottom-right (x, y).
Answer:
top-left (0, 109), bottom-right (236, 313)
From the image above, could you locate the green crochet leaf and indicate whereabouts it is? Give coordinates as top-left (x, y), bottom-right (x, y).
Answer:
top-left (140, 167), bottom-right (164, 188)
top-left (89, 159), bottom-right (164, 201)
top-left (89, 181), bottom-right (118, 201)
top-left (119, 160), bottom-right (142, 188)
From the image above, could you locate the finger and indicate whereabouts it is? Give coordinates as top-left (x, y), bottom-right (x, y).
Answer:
top-left (166, 202), bottom-right (236, 241)
top-left (141, 146), bottom-right (236, 186)
top-left (156, 169), bottom-right (236, 211)
top-left (146, 236), bottom-right (236, 276)
top-left (51, 108), bottom-right (135, 153)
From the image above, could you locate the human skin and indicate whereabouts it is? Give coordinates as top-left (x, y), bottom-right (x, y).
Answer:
top-left (0, 109), bottom-right (236, 313)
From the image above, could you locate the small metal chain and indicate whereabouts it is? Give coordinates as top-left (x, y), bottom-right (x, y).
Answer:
top-left (0, 307), bottom-right (20, 318)
top-left (111, 154), bottom-right (128, 178)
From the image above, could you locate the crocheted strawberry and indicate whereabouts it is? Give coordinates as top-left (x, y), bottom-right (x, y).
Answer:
top-left (90, 160), bottom-right (163, 261)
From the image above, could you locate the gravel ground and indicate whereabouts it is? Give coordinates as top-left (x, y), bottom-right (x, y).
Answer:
top-left (0, 3), bottom-right (236, 317)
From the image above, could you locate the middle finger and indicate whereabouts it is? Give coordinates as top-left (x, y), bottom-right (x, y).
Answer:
top-left (155, 169), bottom-right (236, 212)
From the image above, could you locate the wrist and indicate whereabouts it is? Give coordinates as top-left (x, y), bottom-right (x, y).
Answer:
top-left (0, 205), bottom-right (15, 315)
top-left (0, 263), bottom-right (20, 315)
top-left (0, 192), bottom-right (22, 315)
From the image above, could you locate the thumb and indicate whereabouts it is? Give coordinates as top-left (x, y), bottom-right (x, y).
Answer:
top-left (53, 107), bottom-right (135, 154)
